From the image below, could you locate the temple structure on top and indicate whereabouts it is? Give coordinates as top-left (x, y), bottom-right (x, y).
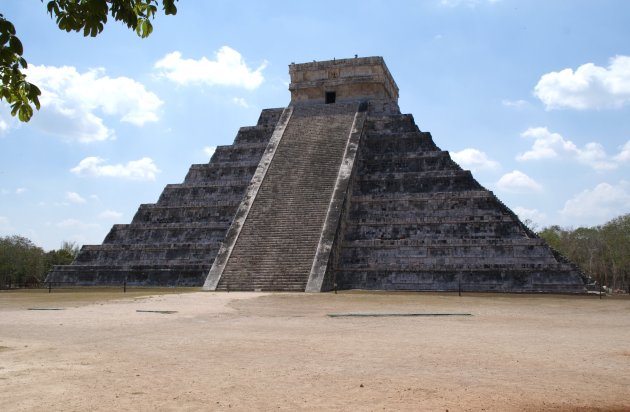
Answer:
top-left (288, 56), bottom-right (399, 105)
top-left (47, 56), bottom-right (588, 293)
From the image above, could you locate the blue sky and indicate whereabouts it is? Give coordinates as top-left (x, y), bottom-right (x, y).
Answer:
top-left (2, 0), bottom-right (630, 250)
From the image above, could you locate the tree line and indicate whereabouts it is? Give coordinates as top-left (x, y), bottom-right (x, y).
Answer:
top-left (0, 235), bottom-right (78, 288)
top-left (538, 213), bottom-right (630, 293)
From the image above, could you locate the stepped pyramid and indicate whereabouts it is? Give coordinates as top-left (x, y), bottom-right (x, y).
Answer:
top-left (47, 57), bottom-right (587, 293)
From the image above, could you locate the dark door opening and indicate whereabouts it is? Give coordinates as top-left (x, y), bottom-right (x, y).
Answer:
top-left (325, 91), bottom-right (336, 104)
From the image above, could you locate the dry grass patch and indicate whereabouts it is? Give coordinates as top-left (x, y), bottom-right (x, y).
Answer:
top-left (0, 287), bottom-right (199, 310)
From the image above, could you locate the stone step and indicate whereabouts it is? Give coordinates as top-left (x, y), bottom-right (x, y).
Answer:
top-left (46, 263), bottom-right (210, 286)
top-left (336, 262), bottom-right (575, 271)
top-left (103, 225), bottom-right (229, 244)
top-left (354, 171), bottom-right (481, 194)
top-left (216, 103), bottom-right (360, 291)
top-left (362, 132), bottom-right (439, 153)
top-left (164, 180), bottom-right (251, 189)
top-left (340, 237), bottom-right (548, 247)
top-left (342, 222), bottom-right (525, 241)
top-left (132, 204), bottom-right (238, 225)
top-left (338, 248), bottom-right (560, 262)
top-left (183, 163), bottom-right (260, 183)
top-left (157, 185), bottom-right (247, 204)
top-left (211, 143), bottom-right (268, 163)
top-left (357, 169), bottom-right (472, 180)
top-left (350, 191), bottom-right (493, 202)
top-left (334, 269), bottom-right (585, 292)
top-left (364, 114), bottom-right (418, 133)
top-left (357, 152), bottom-right (458, 173)
top-left (344, 215), bottom-right (516, 225)
top-left (348, 197), bottom-right (503, 215)
top-left (74, 245), bottom-right (218, 265)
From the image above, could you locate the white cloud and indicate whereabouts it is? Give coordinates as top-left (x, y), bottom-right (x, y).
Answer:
top-left (614, 140), bottom-right (630, 162)
top-left (496, 170), bottom-right (542, 193)
top-left (56, 218), bottom-right (100, 230)
top-left (203, 146), bottom-right (216, 158)
top-left (154, 46), bottom-right (266, 90)
top-left (65, 191), bottom-right (87, 204)
top-left (232, 97), bottom-right (250, 108)
top-left (15, 187), bottom-right (27, 195)
top-left (70, 156), bottom-right (161, 180)
top-left (0, 111), bottom-right (13, 136)
top-left (451, 148), bottom-right (500, 172)
top-left (534, 55), bottom-right (630, 110)
top-left (0, 104), bottom-right (14, 134)
top-left (25, 64), bottom-right (163, 143)
top-left (560, 181), bottom-right (630, 223)
top-left (501, 99), bottom-right (529, 109)
top-left (98, 209), bottom-right (123, 220)
top-left (517, 127), bottom-right (617, 171)
top-left (440, 0), bottom-right (501, 7)
top-left (513, 206), bottom-right (547, 225)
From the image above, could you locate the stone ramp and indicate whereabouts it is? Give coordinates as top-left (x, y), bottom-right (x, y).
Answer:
top-left (211, 103), bottom-right (361, 291)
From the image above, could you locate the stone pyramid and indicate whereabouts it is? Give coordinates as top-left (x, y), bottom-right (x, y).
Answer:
top-left (47, 57), bottom-right (587, 293)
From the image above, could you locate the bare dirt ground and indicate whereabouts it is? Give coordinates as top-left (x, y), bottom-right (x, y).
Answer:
top-left (1, 290), bottom-right (629, 411)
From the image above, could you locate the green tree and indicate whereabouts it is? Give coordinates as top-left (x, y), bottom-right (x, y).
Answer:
top-left (538, 213), bottom-right (630, 292)
top-left (0, 236), bottom-right (82, 288)
top-left (537, 225), bottom-right (563, 251)
top-left (45, 240), bottom-right (80, 267)
top-left (1, 0), bottom-right (178, 122)
top-left (0, 235), bottom-right (46, 287)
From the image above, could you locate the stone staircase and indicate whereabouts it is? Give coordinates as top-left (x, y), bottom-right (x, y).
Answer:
top-left (214, 103), bottom-right (360, 291)
top-left (331, 113), bottom-right (585, 292)
top-left (45, 109), bottom-right (283, 286)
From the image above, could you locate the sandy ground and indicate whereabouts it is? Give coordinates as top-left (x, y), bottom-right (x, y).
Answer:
top-left (1, 290), bottom-right (629, 411)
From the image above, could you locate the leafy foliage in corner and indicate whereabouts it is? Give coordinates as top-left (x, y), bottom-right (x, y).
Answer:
top-left (45, 0), bottom-right (178, 38)
top-left (0, 1), bottom-right (178, 122)
top-left (0, 14), bottom-right (41, 122)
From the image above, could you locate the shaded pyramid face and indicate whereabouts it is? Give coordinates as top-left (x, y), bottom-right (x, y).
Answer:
top-left (47, 57), bottom-right (587, 293)
top-left (46, 108), bottom-right (283, 286)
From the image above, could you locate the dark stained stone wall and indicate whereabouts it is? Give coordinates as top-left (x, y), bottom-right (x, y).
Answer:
top-left (328, 113), bottom-right (586, 293)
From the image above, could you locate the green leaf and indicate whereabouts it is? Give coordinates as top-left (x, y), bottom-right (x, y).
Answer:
top-left (163, 0), bottom-right (178, 16)
top-left (0, 19), bottom-right (16, 36)
top-left (10, 101), bottom-right (20, 116)
top-left (9, 35), bottom-right (23, 55)
top-left (18, 103), bottom-right (33, 122)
